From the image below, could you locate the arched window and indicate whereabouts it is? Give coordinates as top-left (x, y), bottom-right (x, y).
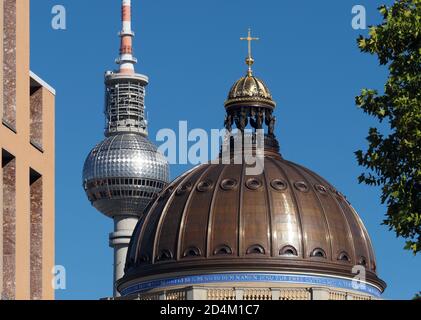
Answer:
top-left (183, 247), bottom-right (202, 258)
top-left (156, 249), bottom-right (173, 262)
top-left (213, 245), bottom-right (233, 256)
top-left (338, 251), bottom-right (351, 262)
top-left (280, 245), bottom-right (298, 256)
top-left (311, 248), bottom-right (327, 259)
top-left (246, 244), bottom-right (265, 255)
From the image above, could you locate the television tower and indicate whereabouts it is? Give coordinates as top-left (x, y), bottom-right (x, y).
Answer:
top-left (82, 0), bottom-right (169, 297)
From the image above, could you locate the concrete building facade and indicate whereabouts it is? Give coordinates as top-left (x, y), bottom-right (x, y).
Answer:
top-left (0, 0), bottom-right (55, 300)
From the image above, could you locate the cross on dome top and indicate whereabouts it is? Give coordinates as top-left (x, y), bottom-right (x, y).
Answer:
top-left (240, 28), bottom-right (259, 76)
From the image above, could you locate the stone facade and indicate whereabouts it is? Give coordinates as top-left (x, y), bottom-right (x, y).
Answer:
top-left (29, 88), bottom-right (43, 149)
top-left (3, 0), bottom-right (16, 130)
top-left (2, 156), bottom-right (15, 300)
top-left (30, 176), bottom-right (42, 300)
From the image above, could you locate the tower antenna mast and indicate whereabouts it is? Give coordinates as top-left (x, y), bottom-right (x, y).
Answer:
top-left (116, 0), bottom-right (137, 74)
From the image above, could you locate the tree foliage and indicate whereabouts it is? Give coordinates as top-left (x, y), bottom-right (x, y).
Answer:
top-left (355, 0), bottom-right (421, 254)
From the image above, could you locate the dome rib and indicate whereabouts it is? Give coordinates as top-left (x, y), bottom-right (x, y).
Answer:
top-left (262, 162), bottom-right (275, 257)
top-left (295, 161), bottom-right (373, 267)
top-left (233, 78), bottom-right (242, 98)
top-left (241, 77), bottom-right (247, 96)
top-left (152, 166), bottom-right (201, 263)
top-left (339, 199), bottom-right (371, 266)
top-left (268, 157), bottom-right (306, 259)
top-left (349, 205), bottom-right (374, 269)
top-left (205, 165), bottom-right (229, 258)
top-left (284, 161), bottom-right (331, 259)
top-left (176, 164), bottom-right (216, 260)
top-left (292, 162), bottom-right (358, 264)
top-left (290, 162), bottom-right (334, 261)
top-left (128, 197), bottom-right (157, 265)
top-left (238, 162), bottom-right (245, 256)
top-left (137, 170), bottom-right (190, 264)
top-left (208, 164), bottom-right (243, 258)
top-left (133, 189), bottom-right (165, 263)
top-left (264, 158), bottom-right (298, 257)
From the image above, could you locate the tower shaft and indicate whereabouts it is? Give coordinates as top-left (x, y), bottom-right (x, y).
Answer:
top-left (109, 216), bottom-right (138, 297)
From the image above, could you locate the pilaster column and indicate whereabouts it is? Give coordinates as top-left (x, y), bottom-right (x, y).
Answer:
top-left (311, 287), bottom-right (330, 300)
top-left (235, 288), bottom-right (244, 300)
top-left (187, 287), bottom-right (208, 300)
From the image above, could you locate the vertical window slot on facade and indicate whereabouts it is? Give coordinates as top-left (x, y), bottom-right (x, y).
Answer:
top-left (30, 168), bottom-right (42, 300)
top-left (30, 83), bottom-right (43, 150)
top-left (2, 149), bottom-right (16, 300)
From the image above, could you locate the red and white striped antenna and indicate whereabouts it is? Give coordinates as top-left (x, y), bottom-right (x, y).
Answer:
top-left (116, 0), bottom-right (137, 74)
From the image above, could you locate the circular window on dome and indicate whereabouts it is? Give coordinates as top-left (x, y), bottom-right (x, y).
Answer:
top-left (294, 181), bottom-right (309, 192)
top-left (220, 178), bottom-right (238, 191)
top-left (246, 178), bottom-right (263, 191)
top-left (176, 182), bottom-right (192, 196)
top-left (315, 184), bottom-right (328, 195)
top-left (271, 179), bottom-right (288, 191)
top-left (197, 179), bottom-right (214, 192)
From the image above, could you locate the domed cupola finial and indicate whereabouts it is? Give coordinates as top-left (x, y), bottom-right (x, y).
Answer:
top-left (223, 29), bottom-right (278, 152)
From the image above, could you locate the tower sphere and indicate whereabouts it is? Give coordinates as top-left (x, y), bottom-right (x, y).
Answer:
top-left (82, 133), bottom-right (169, 218)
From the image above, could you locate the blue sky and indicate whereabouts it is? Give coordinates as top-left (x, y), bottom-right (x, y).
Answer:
top-left (30, 0), bottom-right (420, 300)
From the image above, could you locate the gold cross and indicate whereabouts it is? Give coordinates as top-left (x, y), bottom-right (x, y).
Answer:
top-left (240, 28), bottom-right (259, 75)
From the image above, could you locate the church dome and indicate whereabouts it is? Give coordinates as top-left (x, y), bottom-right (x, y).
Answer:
top-left (120, 155), bottom-right (385, 295)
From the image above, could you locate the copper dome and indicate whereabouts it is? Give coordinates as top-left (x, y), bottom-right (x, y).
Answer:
top-left (121, 152), bottom-right (385, 292)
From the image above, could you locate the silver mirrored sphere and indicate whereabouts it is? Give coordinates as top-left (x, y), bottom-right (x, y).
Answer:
top-left (82, 133), bottom-right (169, 218)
